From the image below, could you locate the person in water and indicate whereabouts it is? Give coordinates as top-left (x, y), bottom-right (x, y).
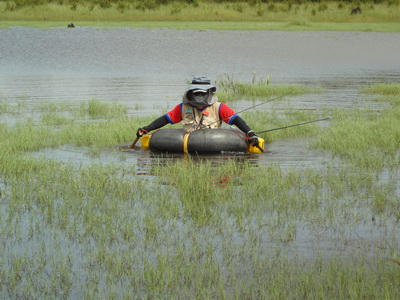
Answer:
top-left (136, 76), bottom-right (259, 146)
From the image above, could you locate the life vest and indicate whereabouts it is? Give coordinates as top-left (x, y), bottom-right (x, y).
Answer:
top-left (181, 102), bottom-right (222, 133)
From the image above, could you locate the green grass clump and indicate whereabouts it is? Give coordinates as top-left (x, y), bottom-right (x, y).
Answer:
top-left (0, 97), bottom-right (154, 153)
top-left (241, 108), bottom-right (324, 142)
top-left (0, 99), bottom-right (9, 114)
top-left (41, 112), bottom-right (75, 126)
top-left (216, 73), bottom-right (320, 101)
top-left (364, 82), bottom-right (400, 95)
top-left (153, 158), bottom-right (246, 225)
top-left (0, 96), bottom-right (29, 115)
top-left (79, 98), bottom-right (128, 119)
top-left (314, 84), bottom-right (400, 170)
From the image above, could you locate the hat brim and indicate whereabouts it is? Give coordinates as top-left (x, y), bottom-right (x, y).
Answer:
top-left (192, 89), bottom-right (208, 94)
top-left (187, 84), bottom-right (216, 92)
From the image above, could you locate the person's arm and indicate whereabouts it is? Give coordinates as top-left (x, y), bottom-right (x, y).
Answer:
top-left (230, 115), bottom-right (251, 134)
top-left (219, 103), bottom-right (259, 146)
top-left (137, 115), bottom-right (169, 137)
top-left (136, 104), bottom-right (183, 137)
top-left (230, 116), bottom-right (259, 146)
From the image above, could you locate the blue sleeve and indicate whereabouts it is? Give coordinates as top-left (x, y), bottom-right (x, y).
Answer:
top-left (165, 113), bottom-right (174, 124)
top-left (228, 114), bottom-right (238, 125)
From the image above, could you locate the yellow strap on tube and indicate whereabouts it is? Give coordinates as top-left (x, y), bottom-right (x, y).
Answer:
top-left (183, 133), bottom-right (190, 153)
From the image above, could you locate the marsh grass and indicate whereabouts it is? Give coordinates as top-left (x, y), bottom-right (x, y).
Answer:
top-left (1, 81), bottom-right (400, 298)
top-left (41, 112), bottom-right (75, 126)
top-left (0, 99), bottom-right (9, 113)
top-left (241, 107), bottom-right (324, 142)
top-left (364, 82), bottom-right (400, 96)
top-left (0, 95), bottom-right (29, 115)
top-left (216, 73), bottom-right (321, 101)
top-left (79, 98), bottom-right (128, 119)
top-left (314, 102), bottom-right (400, 170)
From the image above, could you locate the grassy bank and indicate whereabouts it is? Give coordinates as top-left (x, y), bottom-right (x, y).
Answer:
top-left (1, 1), bottom-right (400, 31)
top-left (1, 79), bottom-right (400, 298)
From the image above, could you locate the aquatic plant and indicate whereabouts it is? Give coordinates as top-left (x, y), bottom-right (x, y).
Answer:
top-left (79, 98), bottom-right (128, 119)
top-left (215, 73), bottom-right (321, 101)
top-left (314, 84), bottom-right (400, 171)
top-left (364, 82), bottom-right (400, 96)
top-left (0, 82), bottom-right (399, 298)
top-left (241, 107), bottom-right (324, 142)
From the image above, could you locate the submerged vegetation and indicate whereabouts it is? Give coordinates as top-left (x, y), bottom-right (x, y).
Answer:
top-left (0, 79), bottom-right (400, 298)
top-left (1, 0), bottom-right (400, 31)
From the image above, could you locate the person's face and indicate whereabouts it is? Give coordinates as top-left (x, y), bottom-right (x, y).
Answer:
top-left (189, 90), bottom-right (209, 107)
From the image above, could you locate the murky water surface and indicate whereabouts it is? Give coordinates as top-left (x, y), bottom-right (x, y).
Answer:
top-left (1, 27), bottom-right (399, 262)
top-left (2, 27), bottom-right (399, 163)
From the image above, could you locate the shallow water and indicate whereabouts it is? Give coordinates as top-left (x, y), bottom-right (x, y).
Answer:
top-left (2, 26), bottom-right (399, 164)
top-left (1, 27), bottom-right (400, 109)
top-left (1, 26), bottom-right (400, 275)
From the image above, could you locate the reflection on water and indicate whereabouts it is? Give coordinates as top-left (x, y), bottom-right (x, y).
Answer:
top-left (31, 144), bottom-right (265, 176)
top-left (30, 135), bottom-right (331, 176)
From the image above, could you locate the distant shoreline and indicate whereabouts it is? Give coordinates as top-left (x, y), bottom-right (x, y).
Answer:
top-left (1, 2), bottom-right (399, 32)
top-left (2, 21), bottom-right (399, 32)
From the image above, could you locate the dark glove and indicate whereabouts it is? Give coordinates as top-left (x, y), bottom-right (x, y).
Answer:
top-left (136, 127), bottom-right (149, 138)
top-left (247, 130), bottom-right (259, 146)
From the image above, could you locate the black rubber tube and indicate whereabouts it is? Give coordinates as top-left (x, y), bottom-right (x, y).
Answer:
top-left (149, 129), bottom-right (248, 154)
top-left (149, 129), bottom-right (186, 152)
top-left (188, 129), bottom-right (248, 154)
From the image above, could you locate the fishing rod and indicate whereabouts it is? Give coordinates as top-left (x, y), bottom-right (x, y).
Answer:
top-left (203, 93), bottom-right (291, 153)
top-left (208, 93), bottom-right (292, 126)
top-left (225, 93), bottom-right (291, 153)
top-left (232, 93), bottom-right (291, 117)
top-left (256, 117), bottom-right (331, 135)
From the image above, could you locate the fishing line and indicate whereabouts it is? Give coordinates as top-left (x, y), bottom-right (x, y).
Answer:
top-left (256, 117), bottom-right (331, 135)
top-left (233, 93), bottom-right (291, 116)
top-left (209, 93), bottom-right (291, 126)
